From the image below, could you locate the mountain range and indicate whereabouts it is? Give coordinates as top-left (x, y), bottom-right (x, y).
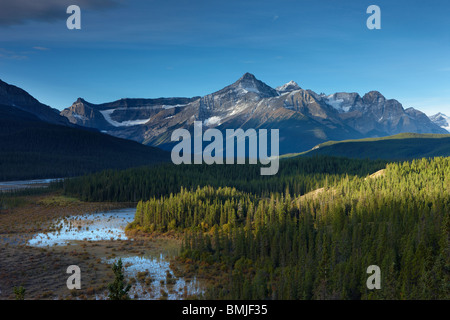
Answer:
top-left (0, 74), bottom-right (448, 164)
top-left (60, 73), bottom-right (448, 154)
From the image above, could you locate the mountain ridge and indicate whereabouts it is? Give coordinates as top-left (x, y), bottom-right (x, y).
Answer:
top-left (60, 73), bottom-right (446, 154)
top-left (0, 79), bottom-right (72, 126)
top-left (2, 74), bottom-right (446, 155)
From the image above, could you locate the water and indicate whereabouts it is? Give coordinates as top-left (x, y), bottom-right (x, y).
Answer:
top-left (0, 178), bottom-right (62, 192)
top-left (103, 255), bottom-right (203, 300)
top-left (28, 208), bottom-right (135, 247)
top-left (27, 208), bottom-right (204, 299)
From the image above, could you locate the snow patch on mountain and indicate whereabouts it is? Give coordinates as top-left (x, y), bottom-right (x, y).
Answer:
top-left (326, 95), bottom-right (351, 112)
top-left (228, 103), bottom-right (248, 116)
top-left (237, 82), bottom-right (260, 94)
top-left (72, 113), bottom-right (89, 121)
top-left (162, 104), bottom-right (187, 110)
top-left (204, 116), bottom-right (222, 126)
top-left (100, 109), bottom-right (150, 127)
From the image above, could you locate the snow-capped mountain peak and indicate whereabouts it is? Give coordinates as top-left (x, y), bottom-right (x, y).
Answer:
top-left (276, 80), bottom-right (301, 93)
top-left (430, 112), bottom-right (450, 133)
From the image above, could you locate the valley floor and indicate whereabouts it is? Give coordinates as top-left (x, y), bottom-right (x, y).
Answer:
top-left (0, 193), bottom-right (204, 300)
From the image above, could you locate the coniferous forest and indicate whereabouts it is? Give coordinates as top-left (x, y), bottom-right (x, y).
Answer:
top-left (61, 156), bottom-right (450, 300)
top-left (61, 156), bottom-right (387, 201)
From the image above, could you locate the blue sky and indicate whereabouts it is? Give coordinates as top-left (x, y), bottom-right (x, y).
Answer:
top-left (0, 0), bottom-right (449, 115)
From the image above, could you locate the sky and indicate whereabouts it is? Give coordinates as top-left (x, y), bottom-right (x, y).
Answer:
top-left (0, 0), bottom-right (449, 116)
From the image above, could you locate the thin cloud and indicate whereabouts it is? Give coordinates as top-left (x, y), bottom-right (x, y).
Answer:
top-left (0, 0), bottom-right (119, 26)
top-left (33, 46), bottom-right (50, 51)
top-left (0, 48), bottom-right (28, 60)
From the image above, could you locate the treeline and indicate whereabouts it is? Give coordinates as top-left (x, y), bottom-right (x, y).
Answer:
top-left (0, 187), bottom-right (56, 210)
top-left (129, 157), bottom-right (450, 299)
top-left (61, 156), bottom-right (387, 201)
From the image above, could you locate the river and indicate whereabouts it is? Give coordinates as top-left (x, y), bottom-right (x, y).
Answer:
top-left (0, 178), bottom-right (62, 192)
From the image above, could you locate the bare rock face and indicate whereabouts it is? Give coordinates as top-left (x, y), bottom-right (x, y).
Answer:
top-left (60, 98), bottom-right (111, 129)
top-left (59, 73), bottom-right (448, 154)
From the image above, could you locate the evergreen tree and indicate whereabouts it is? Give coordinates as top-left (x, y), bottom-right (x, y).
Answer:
top-left (108, 258), bottom-right (131, 300)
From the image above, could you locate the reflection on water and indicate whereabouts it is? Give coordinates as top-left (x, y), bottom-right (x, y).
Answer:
top-left (103, 255), bottom-right (203, 300)
top-left (28, 208), bottom-right (136, 247)
top-left (27, 208), bottom-right (204, 299)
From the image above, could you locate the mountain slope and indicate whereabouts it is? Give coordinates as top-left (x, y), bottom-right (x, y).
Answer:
top-left (292, 133), bottom-right (450, 160)
top-left (0, 79), bottom-right (72, 126)
top-left (0, 104), bottom-right (169, 181)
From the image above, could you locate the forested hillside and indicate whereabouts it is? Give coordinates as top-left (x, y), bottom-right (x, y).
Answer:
top-left (127, 157), bottom-right (449, 299)
top-left (292, 133), bottom-right (450, 160)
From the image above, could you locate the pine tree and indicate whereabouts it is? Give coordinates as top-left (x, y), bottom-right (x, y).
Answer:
top-left (108, 258), bottom-right (131, 300)
top-left (13, 286), bottom-right (26, 300)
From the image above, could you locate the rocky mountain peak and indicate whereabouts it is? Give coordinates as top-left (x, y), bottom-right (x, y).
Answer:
top-left (430, 112), bottom-right (450, 132)
top-left (75, 97), bottom-right (87, 104)
top-left (233, 72), bottom-right (260, 89)
top-left (362, 91), bottom-right (386, 104)
top-left (276, 80), bottom-right (301, 93)
top-left (239, 72), bottom-right (257, 81)
top-left (218, 73), bottom-right (278, 98)
top-left (431, 112), bottom-right (446, 118)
